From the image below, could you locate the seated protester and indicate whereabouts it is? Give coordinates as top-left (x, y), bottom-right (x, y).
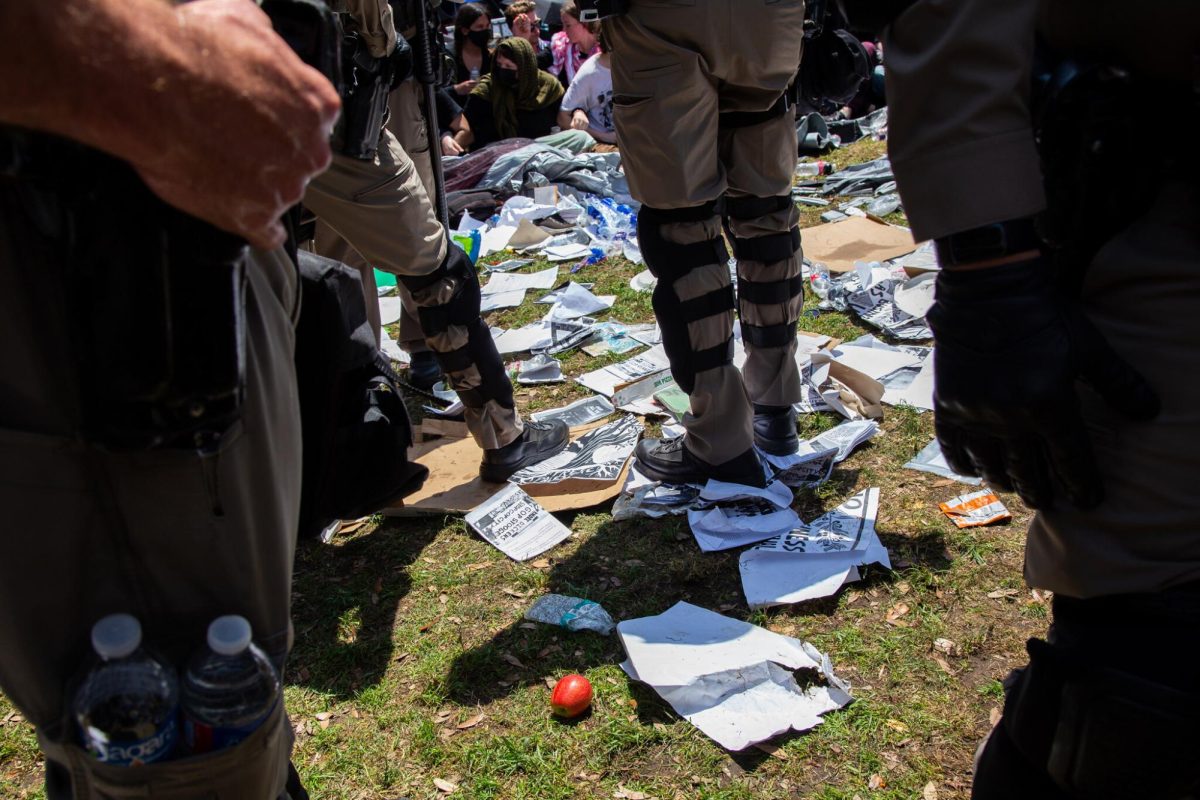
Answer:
top-left (505, 0), bottom-right (553, 71)
top-left (556, 29), bottom-right (614, 144)
top-left (435, 86), bottom-right (472, 156)
top-left (548, 0), bottom-right (599, 88)
top-left (451, 2), bottom-right (493, 98)
top-left (461, 37), bottom-right (564, 150)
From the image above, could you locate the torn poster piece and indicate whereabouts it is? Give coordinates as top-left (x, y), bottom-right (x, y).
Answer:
top-left (510, 415), bottom-right (642, 486)
top-left (493, 323), bottom-right (550, 355)
top-left (380, 334), bottom-right (410, 365)
top-left (529, 395), bottom-right (614, 427)
top-left (846, 275), bottom-right (932, 341)
top-left (516, 353), bottom-right (564, 385)
top-left (482, 266), bottom-right (559, 295)
top-left (577, 345), bottom-right (671, 398)
top-left (688, 480), bottom-right (799, 552)
top-left (808, 420), bottom-right (880, 463)
top-left (612, 482), bottom-right (702, 521)
top-left (545, 317), bottom-right (600, 355)
top-left (653, 385), bottom-right (690, 419)
top-left (543, 282), bottom-right (615, 321)
top-left (611, 369), bottom-right (676, 415)
top-left (939, 490), bottom-right (1011, 528)
top-left (544, 242), bottom-right (594, 262)
top-left (626, 323), bottom-right (662, 346)
top-left (480, 289), bottom-right (526, 312)
top-left (880, 354), bottom-right (934, 411)
top-left (537, 281), bottom-right (595, 304)
top-left (485, 258), bottom-right (531, 273)
top-left (903, 439), bottom-right (982, 485)
top-left (831, 343), bottom-right (921, 381)
top-left (465, 483), bottom-right (572, 561)
top-left (759, 446), bottom-right (838, 488)
top-left (378, 295), bottom-right (404, 326)
top-left (618, 602), bottom-right (852, 750)
top-left (739, 488), bottom-right (891, 607)
top-left (580, 322), bottom-right (642, 357)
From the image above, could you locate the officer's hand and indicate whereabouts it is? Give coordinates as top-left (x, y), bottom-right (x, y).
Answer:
top-left (928, 254), bottom-right (1160, 509)
top-left (130, 0), bottom-right (340, 250)
top-left (570, 110), bottom-right (590, 130)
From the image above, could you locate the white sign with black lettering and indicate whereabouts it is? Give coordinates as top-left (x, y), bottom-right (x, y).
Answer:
top-left (465, 484), bottom-right (572, 561)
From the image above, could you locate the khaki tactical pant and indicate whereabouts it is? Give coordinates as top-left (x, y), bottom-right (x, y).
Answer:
top-left (304, 126), bottom-right (523, 450)
top-left (0, 234), bottom-right (301, 799)
top-left (608, 0), bottom-right (807, 465)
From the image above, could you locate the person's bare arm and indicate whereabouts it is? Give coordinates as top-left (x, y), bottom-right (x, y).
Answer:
top-left (557, 109), bottom-right (575, 131)
top-left (0, 0), bottom-right (341, 250)
top-left (587, 127), bottom-right (616, 144)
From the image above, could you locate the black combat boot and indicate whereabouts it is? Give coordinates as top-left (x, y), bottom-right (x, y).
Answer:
top-left (479, 419), bottom-right (570, 483)
top-left (752, 404), bottom-right (799, 455)
top-left (634, 436), bottom-right (766, 487)
top-left (407, 350), bottom-right (442, 391)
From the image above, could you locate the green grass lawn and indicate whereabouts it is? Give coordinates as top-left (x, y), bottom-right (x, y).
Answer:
top-left (0, 138), bottom-right (1043, 800)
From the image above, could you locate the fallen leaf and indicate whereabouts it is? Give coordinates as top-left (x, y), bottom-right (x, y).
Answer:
top-left (989, 707), bottom-right (1002, 727)
top-left (314, 712), bottom-right (333, 721)
top-left (338, 517), bottom-right (372, 534)
top-left (502, 588), bottom-right (531, 599)
top-left (885, 719), bottom-right (909, 733)
top-left (868, 774), bottom-right (886, 790)
top-left (885, 603), bottom-right (911, 626)
top-left (987, 588), bottom-right (1019, 600)
top-left (576, 771), bottom-right (601, 782)
top-left (932, 478), bottom-right (956, 488)
top-left (531, 558), bottom-right (551, 569)
top-left (439, 593), bottom-right (449, 605)
top-left (434, 710), bottom-right (453, 722)
top-left (544, 677), bottom-right (558, 689)
top-left (438, 728), bottom-right (458, 741)
top-left (433, 777), bottom-right (458, 793)
top-left (467, 561), bottom-right (492, 572)
top-left (318, 718), bottom-right (331, 730)
top-left (395, 652), bottom-right (411, 663)
top-left (932, 655), bottom-right (956, 675)
top-left (845, 591), bottom-right (862, 605)
top-left (923, 782), bottom-right (939, 800)
top-left (423, 557), bottom-right (437, 565)
top-left (614, 787), bottom-right (650, 800)
top-left (456, 713), bottom-right (485, 730)
top-left (933, 638), bottom-right (956, 655)
top-left (350, 708), bottom-right (361, 719)
top-left (502, 653), bottom-right (526, 669)
top-left (896, 582), bottom-right (911, 595)
top-left (753, 742), bottom-right (789, 760)
top-left (519, 622), bottom-right (536, 630)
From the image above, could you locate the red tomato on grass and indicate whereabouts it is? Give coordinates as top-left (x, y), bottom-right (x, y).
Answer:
top-left (550, 674), bottom-right (593, 718)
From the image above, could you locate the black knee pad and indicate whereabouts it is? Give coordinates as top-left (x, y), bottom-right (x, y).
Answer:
top-left (723, 194), bottom-right (801, 264)
top-left (636, 203), bottom-right (728, 283)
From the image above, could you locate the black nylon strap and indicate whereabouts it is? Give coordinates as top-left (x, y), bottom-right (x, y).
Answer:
top-left (737, 273), bottom-right (804, 306)
top-left (724, 194), bottom-right (793, 221)
top-left (417, 303), bottom-right (451, 336)
top-left (731, 228), bottom-right (801, 263)
top-left (433, 343), bottom-right (474, 374)
top-left (679, 285), bottom-right (735, 323)
top-left (455, 387), bottom-right (485, 408)
top-left (692, 337), bottom-right (735, 374)
top-left (742, 321), bottom-right (797, 349)
top-left (638, 200), bottom-right (721, 225)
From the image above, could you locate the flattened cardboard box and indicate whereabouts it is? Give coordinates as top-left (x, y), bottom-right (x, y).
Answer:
top-left (802, 216), bottom-right (916, 273)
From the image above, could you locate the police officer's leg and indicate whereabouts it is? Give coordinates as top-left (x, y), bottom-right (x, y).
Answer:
top-left (304, 132), bottom-right (567, 476)
top-left (310, 219), bottom-right (442, 389)
top-left (719, 111), bottom-right (804, 454)
top-left (610, 6), bottom-right (761, 485)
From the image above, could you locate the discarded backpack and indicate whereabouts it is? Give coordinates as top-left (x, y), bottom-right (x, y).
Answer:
top-left (294, 250), bottom-right (428, 539)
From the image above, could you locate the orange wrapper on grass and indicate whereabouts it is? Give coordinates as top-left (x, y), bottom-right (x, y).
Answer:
top-left (550, 674), bottom-right (593, 718)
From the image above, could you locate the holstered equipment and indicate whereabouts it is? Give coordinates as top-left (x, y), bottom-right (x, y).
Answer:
top-left (0, 129), bottom-right (247, 454)
top-left (1003, 638), bottom-right (1200, 800)
top-left (335, 31), bottom-right (396, 160)
top-left (637, 203), bottom-right (732, 395)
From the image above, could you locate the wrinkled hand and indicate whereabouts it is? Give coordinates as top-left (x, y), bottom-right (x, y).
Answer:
top-left (570, 110), bottom-right (589, 130)
top-left (441, 133), bottom-right (464, 156)
top-left (928, 255), bottom-right (1159, 509)
top-left (455, 79), bottom-right (478, 95)
top-left (130, 0), bottom-right (340, 249)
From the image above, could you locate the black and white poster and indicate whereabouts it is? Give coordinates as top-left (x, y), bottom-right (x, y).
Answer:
top-left (510, 415), bottom-right (642, 485)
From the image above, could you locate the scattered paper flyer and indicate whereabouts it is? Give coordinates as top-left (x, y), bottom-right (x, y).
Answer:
top-left (486, 258), bottom-right (532, 273)
top-left (510, 415), bottom-right (642, 486)
top-left (482, 266), bottom-right (559, 295)
top-left (480, 289), bottom-right (526, 313)
top-left (515, 353), bottom-right (564, 385)
top-left (903, 439), bottom-right (982, 485)
top-left (688, 480), bottom-right (799, 552)
top-left (493, 323), bottom-right (551, 355)
top-left (543, 282), bottom-right (615, 321)
top-left (739, 488), bottom-right (892, 607)
top-left (611, 369), bottom-right (676, 415)
top-left (577, 345), bottom-right (671, 397)
top-left (618, 602), bottom-right (852, 750)
top-left (759, 446), bottom-right (837, 488)
top-left (530, 396), bottom-right (614, 427)
top-left (808, 420), bottom-right (880, 463)
top-left (612, 482), bottom-right (702, 521)
top-left (378, 295), bottom-right (404, 326)
top-left (939, 490), bottom-right (1011, 528)
top-left (465, 484), bottom-right (573, 561)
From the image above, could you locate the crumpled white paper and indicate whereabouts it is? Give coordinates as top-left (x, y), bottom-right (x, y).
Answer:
top-left (687, 480), bottom-right (799, 552)
top-left (618, 602), bottom-right (852, 750)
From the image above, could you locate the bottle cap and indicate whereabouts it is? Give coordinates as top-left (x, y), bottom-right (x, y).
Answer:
top-left (207, 615), bottom-right (253, 657)
top-left (91, 614), bottom-right (142, 661)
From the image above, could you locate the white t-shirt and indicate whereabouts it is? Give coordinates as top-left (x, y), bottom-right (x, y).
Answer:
top-left (560, 54), bottom-right (614, 133)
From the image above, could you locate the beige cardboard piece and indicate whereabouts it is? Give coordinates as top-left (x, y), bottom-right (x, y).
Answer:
top-left (802, 217), bottom-right (917, 272)
top-left (385, 421), bottom-right (630, 516)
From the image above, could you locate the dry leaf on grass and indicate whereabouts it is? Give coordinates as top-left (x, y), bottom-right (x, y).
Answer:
top-left (456, 713), bottom-right (485, 730)
top-left (433, 777), bottom-right (459, 793)
top-left (530, 558), bottom-right (551, 569)
top-left (466, 561), bottom-right (492, 572)
top-left (338, 517), bottom-right (372, 534)
top-left (502, 588), bottom-right (532, 599)
top-left (753, 742), bottom-right (789, 760)
top-left (932, 655), bottom-right (956, 675)
top-left (989, 707), bottom-right (1002, 726)
top-left (923, 782), bottom-right (939, 800)
top-left (868, 774), bottom-right (886, 790)
top-left (614, 786), bottom-right (651, 800)
top-left (987, 588), bottom-right (1019, 600)
top-left (502, 653), bottom-right (526, 668)
top-left (885, 602), bottom-right (911, 626)
top-left (933, 638), bottom-right (956, 655)
top-left (932, 478), bottom-right (957, 487)
top-left (885, 719), bottom-right (909, 733)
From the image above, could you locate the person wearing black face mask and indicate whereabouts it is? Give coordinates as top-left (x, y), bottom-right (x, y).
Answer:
top-left (460, 36), bottom-right (563, 150)
top-left (451, 2), bottom-right (492, 97)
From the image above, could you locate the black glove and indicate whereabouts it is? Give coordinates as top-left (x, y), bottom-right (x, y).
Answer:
top-left (927, 255), bottom-right (1159, 510)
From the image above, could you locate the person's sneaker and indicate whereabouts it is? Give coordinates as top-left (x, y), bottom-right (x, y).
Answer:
top-left (407, 350), bottom-right (442, 391)
top-left (479, 419), bottom-right (570, 483)
top-left (753, 404), bottom-right (799, 455)
top-left (634, 436), bottom-right (766, 487)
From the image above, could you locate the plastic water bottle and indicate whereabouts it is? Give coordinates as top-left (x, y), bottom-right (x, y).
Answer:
top-left (469, 67), bottom-right (481, 82)
top-left (72, 614), bottom-right (180, 766)
top-left (524, 594), bottom-right (616, 635)
top-left (796, 160), bottom-right (835, 177)
top-left (808, 262), bottom-right (831, 309)
top-left (181, 616), bottom-right (279, 754)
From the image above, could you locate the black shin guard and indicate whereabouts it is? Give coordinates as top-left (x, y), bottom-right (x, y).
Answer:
top-left (723, 194), bottom-right (804, 349)
top-left (638, 204), bottom-right (734, 394)
top-left (399, 245), bottom-right (514, 412)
